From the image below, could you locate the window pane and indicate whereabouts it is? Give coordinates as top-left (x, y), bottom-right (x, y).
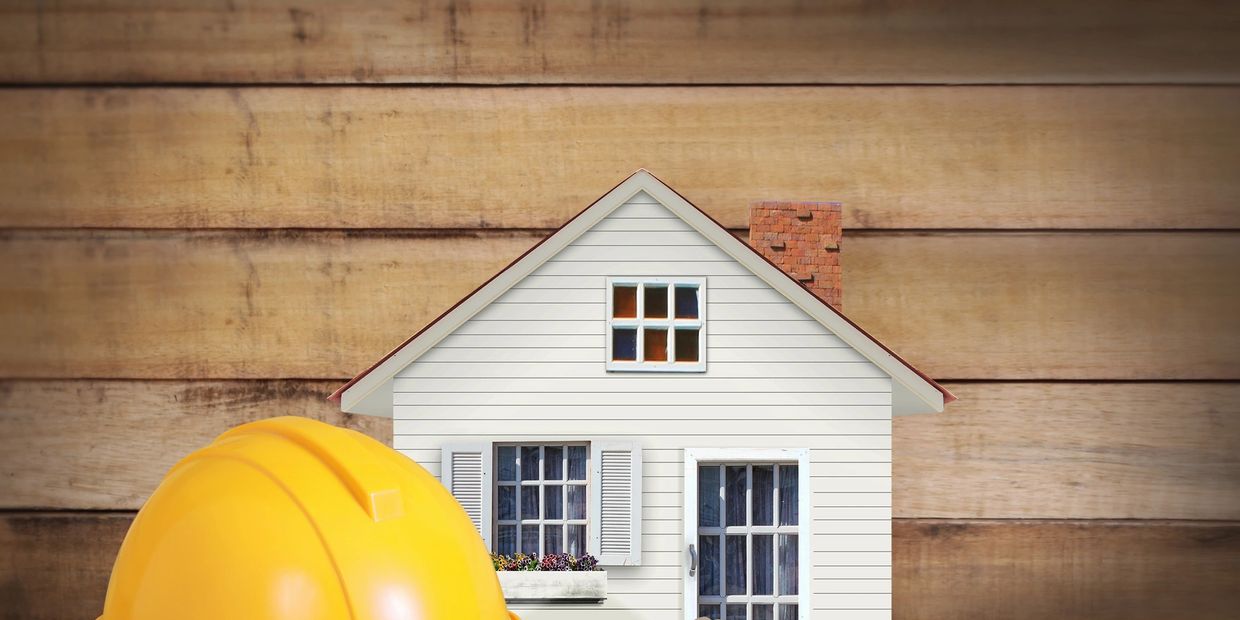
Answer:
top-left (520, 446), bottom-right (540, 481)
top-left (521, 524), bottom-right (539, 555)
top-left (698, 465), bottom-right (721, 527)
top-left (778, 534), bottom-right (798, 596)
top-left (566, 524), bottom-right (586, 556)
top-left (644, 284), bottom-right (668, 318)
top-left (520, 485), bottom-right (539, 520)
top-left (496, 524), bottom-right (516, 555)
top-left (674, 327), bottom-right (700, 363)
top-left (612, 328), bottom-right (637, 361)
top-left (675, 285), bottom-right (699, 319)
top-left (698, 605), bottom-right (721, 620)
top-left (544, 525), bottom-right (563, 554)
top-left (753, 534), bottom-right (773, 595)
top-left (778, 604), bottom-right (797, 620)
top-left (753, 604), bottom-right (773, 620)
top-left (698, 535), bottom-right (720, 596)
top-left (567, 485), bottom-right (587, 520)
top-left (726, 466), bottom-right (747, 526)
top-left (778, 465), bottom-right (798, 526)
top-left (497, 446), bottom-right (516, 482)
top-left (544, 484), bottom-right (563, 519)
top-left (567, 446), bottom-right (587, 480)
top-left (544, 446), bottom-right (563, 480)
top-left (644, 328), bottom-right (668, 362)
top-left (725, 535), bottom-right (747, 595)
top-left (497, 486), bottom-right (516, 520)
top-left (752, 465), bottom-right (773, 526)
top-left (726, 604), bottom-right (746, 620)
top-left (613, 285), bottom-right (637, 318)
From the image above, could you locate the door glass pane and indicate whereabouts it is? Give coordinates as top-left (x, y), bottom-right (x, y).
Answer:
top-left (521, 446), bottom-right (540, 481)
top-left (698, 465), bottom-right (721, 527)
top-left (726, 604), bottom-right (747, 620)
top-left (544, 446), bottom-right (563, 480)
top-left (725, 535), bottom-right (747, 595)
top-left (544, 484), bottom-right (562, 519)
top-left (644, 328), bottom-right (668, 362)
top-left (753, 604), bottom-right (773, 620)
top-left (497, 486), bottom-right (516, 520)
top-left (567, 446), bottom-right (587, 480)
top-left (698, 605), bottom-right (722, 620)
top-left (567, 485), bottom-right (587, 520)
top-left (752, 465), bottom-right (773, 526)
top-left (778, 534), bottom-right (798, 596)
top-left (566, 524), bottom-right (586, 556)
top-left (778, 465), bottom-right (798, 526)
top-left (777, 604), bottom-right (797, 620)
top-left (752, 534), bottom-right (773, 595)
top-left (520, 524), bottom-right (539, 555)
top-left (496, 524), bottom-right (516, 555)
top-left (675, 285), bottom-right (699, 319)
top-left (698, 535), bottom-right (720, 596)
top-left (644, 284), bottom-right (668, 318)
top-left (613, 285), bottom-right (637, 318)
top-left (520, 485), bottom-right (539, 519)
top-left (726, 466), bottom-right (747, 526)
top-left (544, 524), bottom-right (563, 554)
top-left (497, 446), bottom-right (516, 481)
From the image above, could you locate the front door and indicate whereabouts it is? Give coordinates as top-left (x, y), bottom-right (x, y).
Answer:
top-left (685, 450), bottom-right (807, 620)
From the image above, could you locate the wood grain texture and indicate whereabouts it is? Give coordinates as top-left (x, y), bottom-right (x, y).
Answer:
top-left (1, 1), bottom-right (1239, 85)
top-left (3, 380), bottom-right (1236, 519)
top-left (3, 87), bottom-right (1240, 230)
top-left (0, 380), bottom-right (388, 510)
top-left (2, 514), bottom-right (1235, 620)
top-left (2, 230), bottom-right (1237, 380)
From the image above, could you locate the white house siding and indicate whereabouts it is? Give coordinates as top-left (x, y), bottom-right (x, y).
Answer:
top-left (392, 193), bottom-right (894, 620)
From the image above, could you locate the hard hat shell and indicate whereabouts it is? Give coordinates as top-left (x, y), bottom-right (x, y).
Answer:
top-left (99, 416), bottom-right (517, 620)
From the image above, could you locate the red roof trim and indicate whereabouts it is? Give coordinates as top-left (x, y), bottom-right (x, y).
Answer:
top-left (331, 170), bottom-right (955, 407)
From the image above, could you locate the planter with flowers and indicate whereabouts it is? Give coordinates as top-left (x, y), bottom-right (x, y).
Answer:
top-left (492, 553), bottom-right (606, 603)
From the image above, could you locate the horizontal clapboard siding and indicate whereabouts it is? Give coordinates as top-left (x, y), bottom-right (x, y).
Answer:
top-left (395, 194), bottom-right (893, 619)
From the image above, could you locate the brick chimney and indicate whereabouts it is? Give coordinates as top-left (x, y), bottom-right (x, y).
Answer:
top-left (749, 201), bottom-right (843, 310)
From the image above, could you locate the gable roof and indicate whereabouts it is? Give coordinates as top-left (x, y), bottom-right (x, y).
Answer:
top-left (331, 170), bottom-right (955, 417)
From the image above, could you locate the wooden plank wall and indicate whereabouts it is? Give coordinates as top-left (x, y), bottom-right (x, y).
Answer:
top-left (1, 1), bottom-right (1238, 618)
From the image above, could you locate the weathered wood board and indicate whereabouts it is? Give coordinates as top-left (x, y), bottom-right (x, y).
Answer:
top-left (3, 87), bottom-right (1239, 229)
top-left (2, 514), bottom-right (1236, 620)
top-left (2, 0), bottom-right (1239, 85)
top-left (2, 231), bottom-right (1237, 380)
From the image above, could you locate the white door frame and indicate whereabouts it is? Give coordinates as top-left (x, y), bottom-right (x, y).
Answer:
top-left (683, 448), bottom-right (811, 620)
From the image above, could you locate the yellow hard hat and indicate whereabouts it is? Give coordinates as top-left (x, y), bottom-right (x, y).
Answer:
top-left (99, 416), bottom-right (518, 620)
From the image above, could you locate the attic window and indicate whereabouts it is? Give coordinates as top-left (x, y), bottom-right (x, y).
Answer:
top-left (606, 278), bottom-right (705, 372)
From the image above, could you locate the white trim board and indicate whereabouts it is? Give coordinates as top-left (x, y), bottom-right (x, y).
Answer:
top-left (335, 169), bottom-right (951, 416)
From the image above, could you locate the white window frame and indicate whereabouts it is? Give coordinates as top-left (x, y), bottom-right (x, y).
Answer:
top-left (493, 442), bottom-right (590, 557)
top-left (683, 448), bottom-right (811, 620)
top-left (605, 276), bottom-right (707, 372)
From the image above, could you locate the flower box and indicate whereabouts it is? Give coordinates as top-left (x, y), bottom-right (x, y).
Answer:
top-left (497, 570), bottom-right (607, 604)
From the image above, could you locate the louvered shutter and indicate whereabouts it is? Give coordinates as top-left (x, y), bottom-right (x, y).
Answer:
top-left (589, 441), bottom-right (642, 566)
top-left (441, 443), bottom-right (493, 550)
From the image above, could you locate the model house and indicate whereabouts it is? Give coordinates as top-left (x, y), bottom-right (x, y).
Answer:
top-left (331, 170), bottom-right (953, 620)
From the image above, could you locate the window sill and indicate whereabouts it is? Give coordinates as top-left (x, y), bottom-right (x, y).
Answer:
top-left (497, 570), bottom-right (607, 604)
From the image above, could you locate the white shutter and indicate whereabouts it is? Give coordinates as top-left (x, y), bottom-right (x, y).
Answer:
top-left (589, 441), bottom-right (642, 566)
top-left (441, 443), bottom-right (493, 550)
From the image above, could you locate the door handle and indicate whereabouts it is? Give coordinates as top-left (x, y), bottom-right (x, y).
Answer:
top-left (688, 543), bottom-right (698, 576)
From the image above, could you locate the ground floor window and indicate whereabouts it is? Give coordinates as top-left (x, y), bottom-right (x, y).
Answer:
top-left (494, 443), bottom-right (589, 556)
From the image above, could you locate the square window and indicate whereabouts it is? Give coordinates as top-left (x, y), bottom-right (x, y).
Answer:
top-left (613, 285), bottom-right (637, 318)
top-left (675, 328), bottom-right (700, 362)
top-left (644, 328), bottom-right (668, 362)
top-left (644, 284), bottom-right (668, 318)
top-left (494, 444), bottom-right (590, 558)
top-left (612, 328), bottom-right (637, 361)
top-left (675, 285), bottom-right (699, 319)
